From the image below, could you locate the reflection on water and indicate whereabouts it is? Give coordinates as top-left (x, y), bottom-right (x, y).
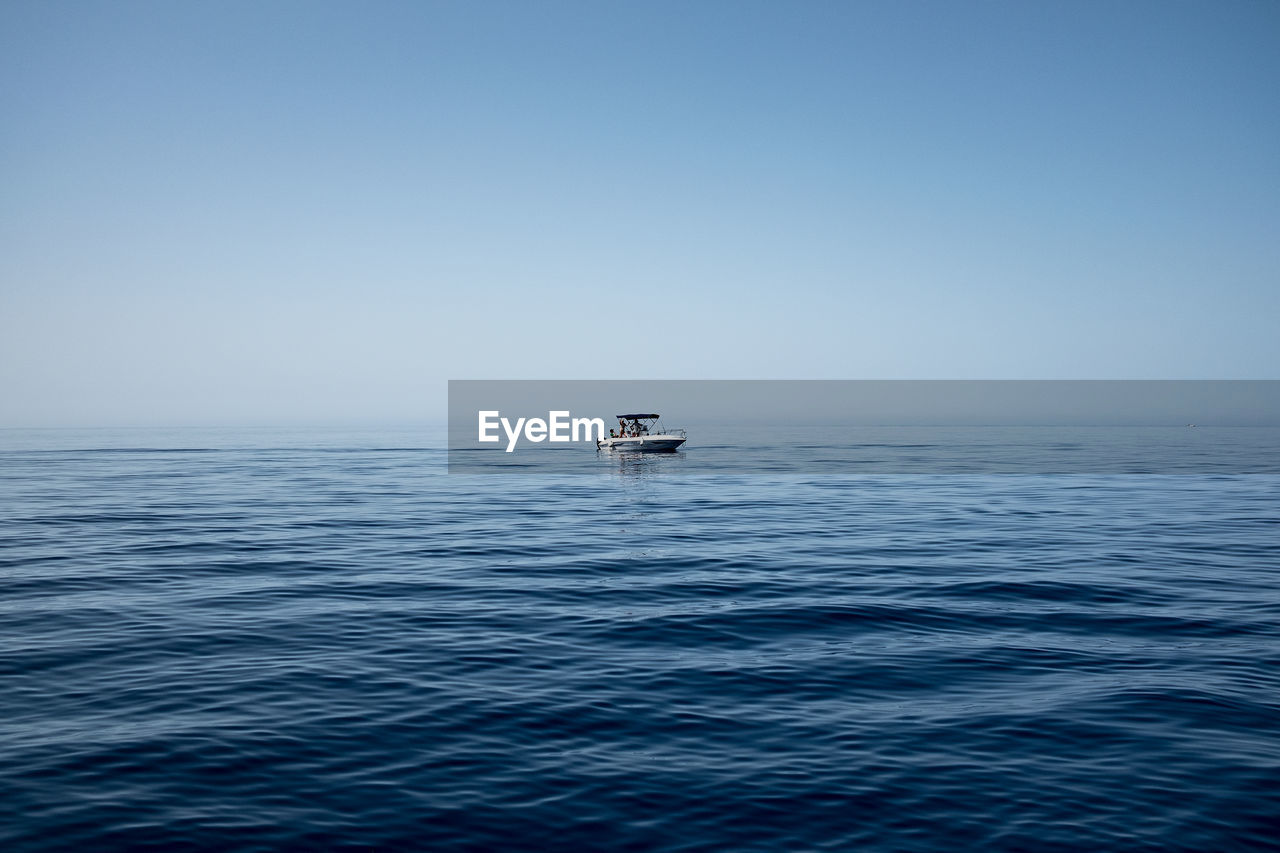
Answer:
top-left (601, 446), bottom-right (689, 479)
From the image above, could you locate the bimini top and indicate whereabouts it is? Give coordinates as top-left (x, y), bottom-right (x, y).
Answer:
top-left (617, 413), bottom-right (660, 420)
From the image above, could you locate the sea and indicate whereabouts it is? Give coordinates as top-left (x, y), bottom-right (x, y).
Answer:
top-left (2, 426), bottom-right (1278, 851)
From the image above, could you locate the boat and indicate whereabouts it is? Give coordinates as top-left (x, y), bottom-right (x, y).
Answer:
top-left (597, 414), bottom-right (687, 452)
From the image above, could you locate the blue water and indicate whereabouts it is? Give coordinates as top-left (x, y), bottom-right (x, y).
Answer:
top-left (3, 427), bottom-right (1278, 851)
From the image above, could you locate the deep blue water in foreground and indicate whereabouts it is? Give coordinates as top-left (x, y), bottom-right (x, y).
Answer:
top-left (2, 427), bottom-right (1279, 851)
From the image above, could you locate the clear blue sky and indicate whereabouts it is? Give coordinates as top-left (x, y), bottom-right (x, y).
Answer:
top-left (2, 0), bottom-right (1277, 426)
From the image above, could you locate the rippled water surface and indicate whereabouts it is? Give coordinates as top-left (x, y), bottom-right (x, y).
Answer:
top-left (2, 428), bottom-right (1278, 851)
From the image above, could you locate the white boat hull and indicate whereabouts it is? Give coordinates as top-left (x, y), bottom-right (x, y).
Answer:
top-left (597, 435), bottom-right (686, 452)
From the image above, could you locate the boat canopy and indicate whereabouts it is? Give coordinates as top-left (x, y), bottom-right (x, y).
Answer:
top-left (616, 413), bottom-right (659, 419)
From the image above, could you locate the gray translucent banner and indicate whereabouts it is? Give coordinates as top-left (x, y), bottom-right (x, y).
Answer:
top-left (448, 380), bottom-right (1280, 474)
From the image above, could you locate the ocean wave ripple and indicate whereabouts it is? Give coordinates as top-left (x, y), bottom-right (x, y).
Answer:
top-left (2, 445), bottom-right (1279, 851)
